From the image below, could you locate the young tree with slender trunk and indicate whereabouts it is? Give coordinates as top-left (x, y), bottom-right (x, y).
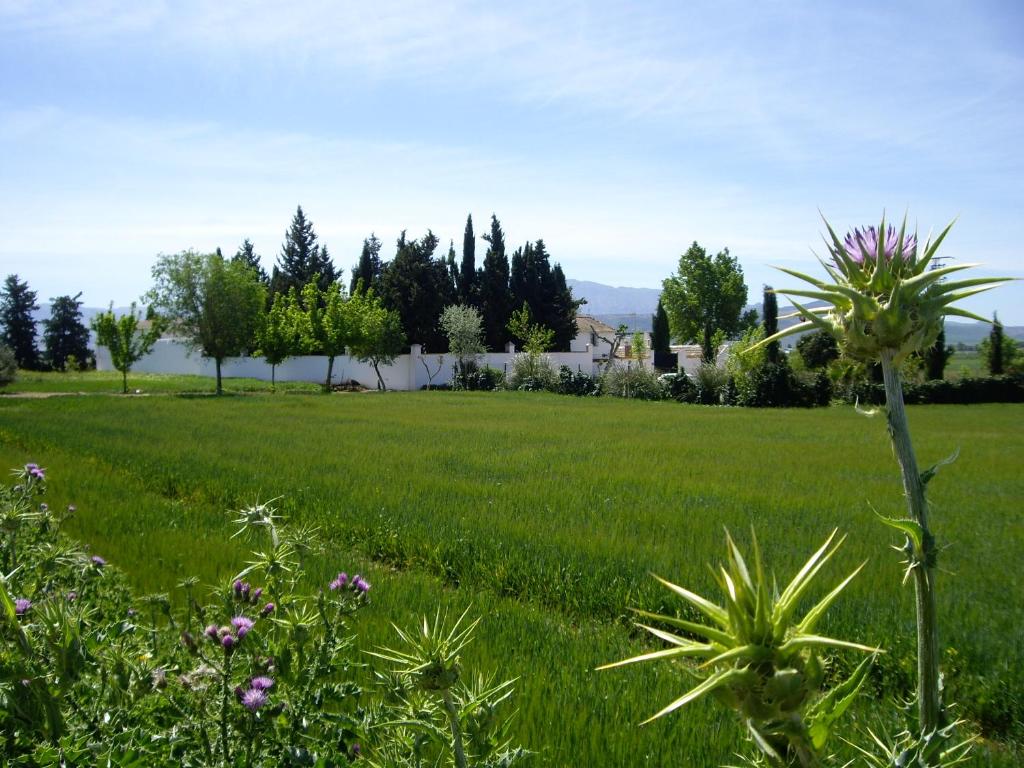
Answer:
top-left (91, 303), bottom-right (164, 393)
top-left (295, 279), bottom-right (356, 392)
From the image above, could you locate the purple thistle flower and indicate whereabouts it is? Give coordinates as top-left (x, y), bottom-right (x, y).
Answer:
top-left (231, 615), bottom-right (255, 638)
top-left (356, 578), bottom-right (370, 593)
top-left (15, 598), bottom-right (32, 616)
top-left (837, 225), bottom-right (917, 267)
top-left (204, 623), bottom-right (219, 639)
top-left (249, 676), bottom-right (274, 691)
top-left (241, 687), bottom-right (268, 711)
top-left (90, 555), bottom-right (107, 567)
top-left (233, 579), bottom-right (244, 595)
top-left (240, 582), bottom-right (251, 598)
top-left (251, 587), bottom-right (262, 602)
top-left (67, 591), bottom-right (77, 602)
top-left (329, 572), bottom-right (348, 590)
top-left (25, 463), bottom-right (45, 480)
top-left (260, 602), bottom-right (275, 617)
top-left (222, 634), bottom-right (235, 650)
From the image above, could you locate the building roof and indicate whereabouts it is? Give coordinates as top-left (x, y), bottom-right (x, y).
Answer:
top-left (574, 314), bottom-right (618, 338)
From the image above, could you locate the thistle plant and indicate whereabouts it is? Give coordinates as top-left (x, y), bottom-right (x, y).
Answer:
top-left (759, 213), bottom-right (1010, 764)
top-left (600, 531), bottom-right (877, 767)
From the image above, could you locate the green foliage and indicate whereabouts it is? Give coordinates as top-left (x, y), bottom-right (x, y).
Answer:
top-left (841, 372), bottom-right (1024, 405)
top-left (478, 215), bottom-right (512, 352)
top-left (505, 352), bottom-right (558, 392)
top-left (295, 279), bottom-right (357, 392)
top-left (231, 238), bottom-right (269, 285)
top-left (694, 363), bottom-right (729, 404)
top-left (508, 240), bottom-right (579, 351)
top-left (452, 365), bottom-right (504, 392)
top-left (555, 365), bottom-right (600, 397)
top-left (351, 233), bottom-right (384, 296)
top-left (458, 214), bottom-right (477, 307)
top-left (506, 304), bottom-right (553, 356)
top-left (41, 293), bottom-right (92, 372)
top-left (796, 332), bottom-right (839, 370)
top-left (441, 304), bottom-right (486, 377)
top-left (91, 303), bottom-right (164, 393)
top-left (254, 292), bottom-right (298, 389)
top-left (980, 316), bottom-right (1018, 376)
top-left (0, 343), bottom-right (15, 386)
top-left (349, 291), bottom-right (407, 391)
top-left (271, 205), bottom-right (337, 298)
top-left (600, 364), bottom-right (665, 400)
top-left (651, 299), bottom-right (671, 355)
top-left (923, 323), bottom-right (955, 381)
top-left (147, 251), bottom-right (266, 394)
top-left (378, 230), bottom-right (456, 351)
top-left (0, 274), bottom-right (40, 370)
top-left (601, 531), bottom-right (877, 766)
top-left (662, 242), bottom-right (749, 364)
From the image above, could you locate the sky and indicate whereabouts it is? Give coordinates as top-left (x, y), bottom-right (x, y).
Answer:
top-left (1, 0), bottom-right (1022, 321)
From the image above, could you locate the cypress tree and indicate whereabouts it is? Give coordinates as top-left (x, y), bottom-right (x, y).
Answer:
top-left (923, 322), bottom-right (953, 381)
top-left (763, 285), bottom-right (780, 363)
top-left (988, 313), bottom-right (1004, 375)
top-left (651, 299), bottom-right (671, 354)
top-left (43, 292), bottom-right (92, 370)
top-left (350, 234), bottom-right (383, 294)
top-left (459, 214), bottom-right (477, 305)
top-left (0, 274), bottom-right (40, 370)
top-left (378, 230), bottom-right (454, 351)
top-left (478, 215), bottom-right (512, 351)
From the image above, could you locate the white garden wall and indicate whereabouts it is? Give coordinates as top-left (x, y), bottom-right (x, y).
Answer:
top-left (95, 339), bottom-right (600, 391)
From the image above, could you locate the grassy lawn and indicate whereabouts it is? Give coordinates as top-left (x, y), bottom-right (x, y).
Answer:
top-left (1, 369), bottom-right (322, 395)
top-left (0, 385), bottom-right (1020, 765)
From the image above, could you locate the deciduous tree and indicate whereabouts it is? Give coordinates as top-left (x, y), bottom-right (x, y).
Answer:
top-left (295, 280), bottom-right (356, 392)
top-left (661, 242), bottom-right (748, 364)
top-left (440, 304), bottom-right (486, 378)
top-left (256, 292), bottom-right (299, 390)
top-left (91, 303), bottom-right (164, 393)
top-left (349, 291), bottom-right (406, 390)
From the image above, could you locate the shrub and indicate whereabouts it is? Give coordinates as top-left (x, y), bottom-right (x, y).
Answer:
top-left (664, 372), bottom-right (698, 403)
top-left (693, 364), bottom-right (728, 404)
top-left (600, 364), bottom-right (666, 400)
top-left (842, 373), bottom-right (1024, 406)
top-left (555, 365), bottom-right (600, 396)
top-left (0, 343), bottom-right (15, 386)
top-left (506, 352), bottom-right (558, 391)
top-left (452, 364), bottom-right (505, 391)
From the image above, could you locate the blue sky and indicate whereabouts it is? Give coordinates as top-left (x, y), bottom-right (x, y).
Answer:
top-left (2, 0), bottom-right (1022, 321)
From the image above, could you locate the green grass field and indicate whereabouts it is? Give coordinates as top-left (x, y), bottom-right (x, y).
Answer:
top-left (1, 369), bottom-right (322, 395)
top-left (0, 385), bottom-right (1021, 765)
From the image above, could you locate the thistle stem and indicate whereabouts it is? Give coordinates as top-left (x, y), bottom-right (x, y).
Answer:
top-left (880, 350), bottom-right (942, 746)
top-left (442, 689), bottom-right (468, 768)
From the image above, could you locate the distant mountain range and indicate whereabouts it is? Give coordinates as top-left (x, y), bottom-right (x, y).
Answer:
top-left (567, 279), bottom-right (1023, 345)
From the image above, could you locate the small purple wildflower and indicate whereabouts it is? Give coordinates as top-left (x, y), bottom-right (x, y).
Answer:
top-left (329, 572), bottom-right (348, 590)
top-left (251, 587), bottom-right (262, 602)
top-left (240, 582), bottom-right (250, 598)
top-left (25, 463), bottom-right (45, 481)
top-left (233, 579), bottom-right (244, 595)
top-left (15, 598), bottom-right (32, 617)
top-left (241, 687), bottom-right (268, 711)
top-left (249, 676), bottom-right (274, 691)
top-left (66, 591), bottom-right (77, 602)
top-left (222, 634), bottom-right (235, 650)
top-left (204, 623), bottom-right (218, 639)
top-left (90, 555), bottom-right (107, 567)
top-left (231, 615), bottom-right (255, 638)
top-left (260, 602), bottom-right (275, 617)
top-left (354, 578), bottom-right (370, 594)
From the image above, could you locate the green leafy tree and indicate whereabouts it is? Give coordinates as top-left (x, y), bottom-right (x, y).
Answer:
top-left (271, 205), bottom-right (337, 298)
top-left (509, 239), bottom-right (580, 351)
top-left (796, 331), bottom-right (839, 369)
top-left (256, 292), bottom-right (299, 391)
top-left (232, 238), bottom-right (269, 286)
top-left (0, 274), bottom-right (40, 370)
top-left (349, 290), bottom-right (406, 390)
top-left (42, 292), bottom-right (92, 371)
top-left (507, 303), bottom-right (554, 355)
top-left (458, 214), bottom-right (477, 306)
top-left (378, 230), bottom-right (455, 351)
top-left (147, 251), bottom-right (266, 394)
top-left (651, 299), bottom-right (671, 354)
top-left (662, 242), bottom-right (748, 364)
top-left (350, 233), bottom-right (383, 295)
top-left (295, 279), bottom-right (356, 392)
top-left (980, 313), bottom-right (1018, 375)
top-left (440, 304), bottom-right (486, 378)
top-left (478, 215), bottom-right (512, 352)
top-left (630, 331), bottom-right (647, 367)
top-left (91, 303), bottom-right (164, 393)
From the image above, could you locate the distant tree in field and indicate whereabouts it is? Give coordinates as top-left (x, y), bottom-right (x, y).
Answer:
top-left (350, 233), bottom-right (383, 295)
top-left (147, 251), bottom-right (266, 394)
top-left (294, 279), bottom-right (356, 392)
top-left (42, 292), bottom-right (92, 371)
top-left (661, 242), bottom-right (748, 364)
top-left (0, 343), bottom-right (16, 387)
top-left (349, 291), bottom-right (406, 391)
top-left (922, 322), bottom-right (954, 381)
top-left (796, 331), bottom-right (839, 369)
top-left (378, 230), bottom-right (455, 351)
top-left (762, 286), bottom-right (780, 364)
top-left (478, 214), bottom-right (512, 352)
top-left (233, 238), bottom-right (269, 285)
top-left (0, 274), bottom-right (40, 370)
top-left (271, 206), bottom-right (337, 298)
top-left (441, 304), bottom-right (486, 378)
top-left (508, 239), bottom-right (580, 351)
top-left (651, 299), bottom-right (671, 354)
top-left (507, 303), bottom-right (554, 355)
top-left (631, 331), bottom-right (647, 367)
top-left (256, 291), bottom-right (299, 391)
top-left (458, 214), bottom-right (477, 306)
top-left (91, 303), bottom-right (164, 393)
top-left (980, 314), bottom-right (1018, 375)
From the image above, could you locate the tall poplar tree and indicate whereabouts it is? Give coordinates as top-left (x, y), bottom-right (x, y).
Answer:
top-left (478, 214), bottom-right (512, 351)
top-left (762, 285), bottom-right (780, 364)
top-left (0, 274), bottom-right (40, 370)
